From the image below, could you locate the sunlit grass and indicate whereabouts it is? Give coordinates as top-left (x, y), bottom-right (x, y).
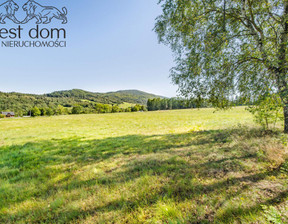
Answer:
top-left (118, 102), bottom-right (136, 109)
top-left (0, 107), bottom-right (287, 223)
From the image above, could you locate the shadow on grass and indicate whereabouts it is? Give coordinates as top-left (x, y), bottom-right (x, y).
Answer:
top-left (0, 128), bottom-right (286, 223)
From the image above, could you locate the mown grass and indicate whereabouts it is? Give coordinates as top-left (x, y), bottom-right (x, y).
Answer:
top-left (0, 107), bottom-right (288, 223)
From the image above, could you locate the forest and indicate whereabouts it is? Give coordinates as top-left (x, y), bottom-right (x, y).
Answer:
top-left (0, 89), bottom-right (160, 116)
top-left (0, 88), bottom-right (248, 117)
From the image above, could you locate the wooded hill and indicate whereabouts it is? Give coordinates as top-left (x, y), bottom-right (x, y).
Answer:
top-left (45, 89), bottom-right (164, 105)
top-left (0, 89), bottom-right (164, 115)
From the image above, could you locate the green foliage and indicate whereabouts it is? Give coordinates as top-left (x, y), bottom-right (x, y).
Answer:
top-left (125, 107), bottom-right (132, 112)
top-left (118, 102), bottom-right (136, 109)
top-left (72, 105), bottom-right (83, 114)
top-left (280, 161), bottom-right (288, 175)
top-left (46, 89), bottom-right (163, 105)
top-left (103, 104), bottom-right (112, 113)
top-left (0, 89), bottom-right (161, 117)
top-left (262, 205), bottom-right (286, 224)
top-left (0, 114), bottom-right (5, 118)
top-left (46, 108), bottom-right (54, 116)
top-left (111, 105), bottom-right (120, 113)
top-left (154, 0), bottom-right (288, 131)
top-left (39, 108), bottom-right (46, 116)
top-left (55, 105), bottom-right (67, 115)
top-left (31, 107), bottom-right (41, 117)
top-left (147, 98), bottom-right (208, 111)
top-left (131, 104), bottom-right (142, 112)
top-left (247, 94), bottom-right (283, 130)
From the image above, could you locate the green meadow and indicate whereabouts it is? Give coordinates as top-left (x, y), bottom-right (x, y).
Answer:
top-left (1, 107), bottom-right (288, 223)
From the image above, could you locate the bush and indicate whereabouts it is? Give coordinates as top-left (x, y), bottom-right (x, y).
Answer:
top-left (40, 108), bottom-right (46, 116)
top-left (125, 107), bottom-right (132, 112)
top-left (131, 104), bottom-right (142, 112)
top-left (72, 105), bottom-right (82, 114)
top-left (46, 108), bottom-right (54, 116)
top-left (31, 107), bottom-right (41, 117)
top-left (16, 111), bottom-right (23, 117)
top-left (0, 114), bottom-right (5, 118)
top-left (112, 105), bottom-right (120, 113)
top-left (247, 94), bottom-right (283, 130)
top-left (55, 105), bottom-right (66, 115)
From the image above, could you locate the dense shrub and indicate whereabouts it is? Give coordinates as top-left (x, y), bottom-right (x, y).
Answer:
top-left (46, 108), bottom-right (54, 116)
top-left (31, 107), bottom-right (41, 117)
top-left (247, 94), bottom-right (283, 130)
top-left (72, 105), bottom-right (83, 114)
top-left (39, 108), bottom-right (46, 116)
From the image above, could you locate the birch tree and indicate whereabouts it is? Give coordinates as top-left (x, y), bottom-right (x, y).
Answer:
top-left (155, 0), bottom-right (288, 132)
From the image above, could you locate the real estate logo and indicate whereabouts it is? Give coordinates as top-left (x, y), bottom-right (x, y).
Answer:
top-left (0, 0), bottom-right (20, 24)
top-left (0, 0), bottom-right (68, 48)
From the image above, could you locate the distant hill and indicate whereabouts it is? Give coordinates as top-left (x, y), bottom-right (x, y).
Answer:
top-left (46, 89), bottom-right (164, 105)
top-left (0, 89), bottom-right (165, 115)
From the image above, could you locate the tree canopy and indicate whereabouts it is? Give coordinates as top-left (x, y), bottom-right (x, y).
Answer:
top-left (155, 0), bottom-right (288, 131)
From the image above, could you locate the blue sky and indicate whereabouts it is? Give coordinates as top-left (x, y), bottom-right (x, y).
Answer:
top-left (0, 0), bottom-right (178, 97)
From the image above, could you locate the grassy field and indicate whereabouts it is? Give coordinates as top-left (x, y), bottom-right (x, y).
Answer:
top-left (0, 107), bottom-right (288, 223)
top-left (118, 102), bottom-right (136, 109)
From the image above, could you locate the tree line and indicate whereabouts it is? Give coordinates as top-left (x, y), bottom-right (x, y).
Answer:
top-left (3, 97), bottom-right (204, 117)
top-left (147, 98), bottom-right (209, 111)
top-left (21, 104), bottom-right (147, 117)
top-left (1, 95), bottom-right (249, 117)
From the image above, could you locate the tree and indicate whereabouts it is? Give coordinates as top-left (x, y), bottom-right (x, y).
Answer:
top-left (103, 104), bottom-right (112, 113)
top-left (125, 107), bottom-right (132, 112)
top-left (46, 108), bottom-right (54, 116)
top-left (31, 106), bottom-right (41, 117)
top-left (16, 110), bottom-right (24, 117)
top-left (72, 105), bottom-right (82, 114)
top-left (131, 104), bottom-right (142, 112)
top-left (141, 105), bottom-right (148, 111)
top-left (95, 103), bottom-right (104, 113)
top-left (112, 105), bottom-right (120, 113)
top-left (155, 0), bottom-right (288, 132)
top-left (55, 105), bottom-right (66, 115)
top-left (247, 93), bottom-right (283, 129)
top-left (39, 108), bottom-right (46, 116)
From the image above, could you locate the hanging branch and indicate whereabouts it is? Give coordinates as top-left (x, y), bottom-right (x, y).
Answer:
top-left (223, 0), bottom-right (226, 32)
